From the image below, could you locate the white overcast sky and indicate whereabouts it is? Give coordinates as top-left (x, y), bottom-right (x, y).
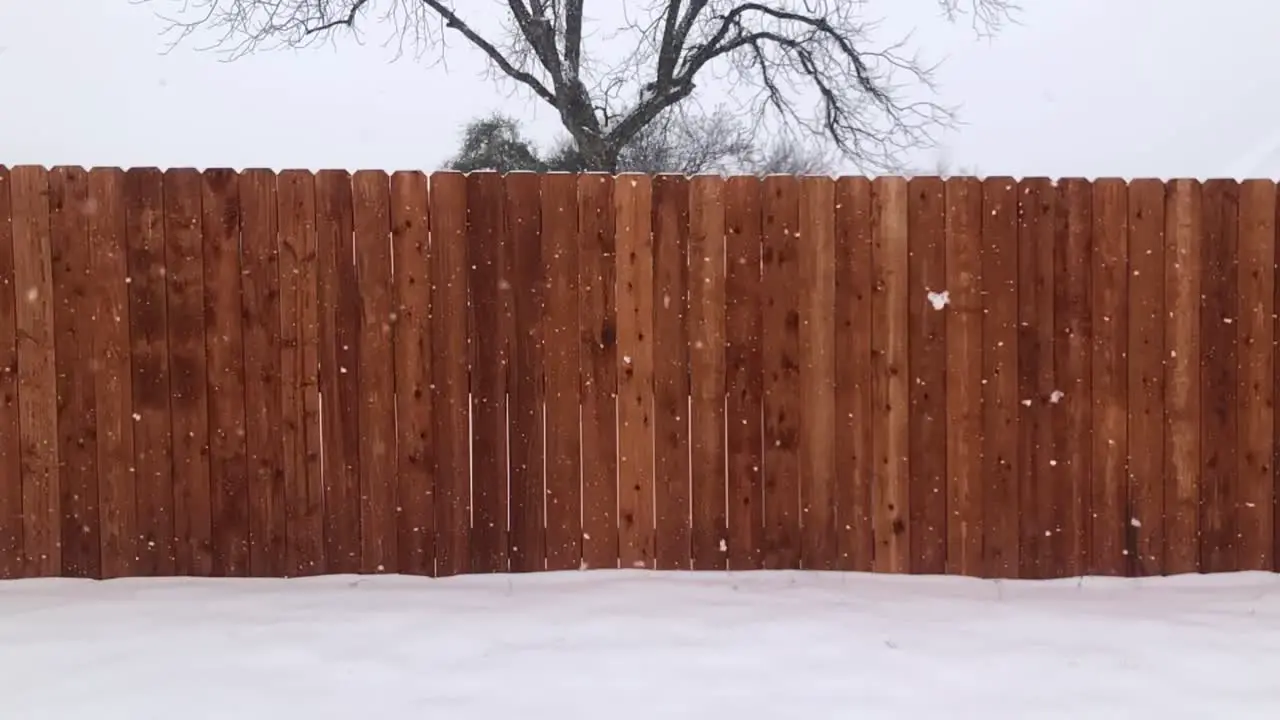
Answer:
top-left (1, 0), bottom-right (1277, 178)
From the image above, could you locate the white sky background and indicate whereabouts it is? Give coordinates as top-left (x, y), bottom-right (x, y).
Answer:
top-left (0, 0), bottom-right (1277, 178)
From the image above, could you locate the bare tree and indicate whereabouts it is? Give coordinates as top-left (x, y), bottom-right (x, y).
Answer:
top-left (154, 0), bottom-right (1017, 171)
top-left (546, 105), bottom-right (760, 175)
top-left (746, 135), bottom-right (833, 175)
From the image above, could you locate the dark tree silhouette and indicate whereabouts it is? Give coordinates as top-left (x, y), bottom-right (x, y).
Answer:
top-left (448, 114), bottom-right (550, 172)
top-left (449, 109), bottom-right (831, 175)
top-left (154, 0), bottom-right (1017, 171)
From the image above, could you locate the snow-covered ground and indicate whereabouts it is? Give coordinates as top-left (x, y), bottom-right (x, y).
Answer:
top-left (2, 570), bottom-right (1279, 719)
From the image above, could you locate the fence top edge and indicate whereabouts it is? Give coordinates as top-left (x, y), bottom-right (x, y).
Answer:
top-left (4, 165), bottom-right (1277, 185)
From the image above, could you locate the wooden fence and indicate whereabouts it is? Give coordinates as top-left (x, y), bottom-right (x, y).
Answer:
top-left (0, 166), bottom-right (1275, 580)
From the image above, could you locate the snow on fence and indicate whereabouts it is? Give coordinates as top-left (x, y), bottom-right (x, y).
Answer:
top-left (0, 166), bottom-right (1272, 580)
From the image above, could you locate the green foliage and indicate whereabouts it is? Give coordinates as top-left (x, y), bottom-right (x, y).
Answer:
top-left (448, 114), bottom-right (548, 173)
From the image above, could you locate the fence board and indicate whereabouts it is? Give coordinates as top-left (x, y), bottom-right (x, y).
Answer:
top-left (164, 168), bottom-right (213, 577)
top-left (542, 173), bottom-right (582, 572)
top-left (798, 176), bottom-right (837, 571)
top-left (506, 172), bottom-right (545, 573)
top-left (1127, 179), bottom-right (1167, 576)
top-left (835, 177), bottom-right (874, 572)
top-left (1275, 191), bottom-right (1280, 572)
top-left (1090, 178), bottom-right (1129, 576)
top-left (1015, 178), bottom-right (1056, 578)
top-left (239, 170), bottom-right (288, 577)
top-left (579, 175), bottom-right (618, 570)
top-left (1052, 178), bottom-right (1093, 578)
top-left (278, 169), bottom-right (324, 576)
top-left (390, 170), bottom-right (434, 576)
top-left (761, 175), bottom-right (801, 570)
top-left (944, 177), bottom-right (983, 577)
top-left (429, 172), bottom-right (471, 577)
top-left (688, 176), bottom-right (727, 571)
top-left (981, 177), bottom-right (1019, 578)
top-left (1163, 179), bottom-right (1202, 574)
top-left (11, 166), bottom-right (59, 577)
top-left (315, 170), bottom-right (361, 574)
top-left (49, 166), bottom-right (100, 579)
top-left (1237, 179), bottom-right (1275, 571)
top-left (0, 167), bottom-right (19, 578)
top-left (467, 172), bottom-right (510, 573)
top-left (88, 169), bottom-right (137, 579)
top-left (203, 169), bottom-right (251, 577)
top-left (1201, 179), bottom-right (1239, 573)
top-left (653, 174), bottom-right (691, 571)
top-left (616, 174), bottom-right (656, 570)
top-left (871, 176), bottom-right (911, 574)
top-left (125, 168), bottom-right (175, 577)
top-left (908, 177), bottom-right (948, 575)
top-left (724, 176), bottom-right (764, 571)
top-left (352, 170), bottom-right (397, 574)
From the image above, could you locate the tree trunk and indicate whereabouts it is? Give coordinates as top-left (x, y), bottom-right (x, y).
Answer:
top-left (577, 137), bottom-right (620, 173)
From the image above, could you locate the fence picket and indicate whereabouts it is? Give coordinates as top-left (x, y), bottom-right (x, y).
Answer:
top-left (1127, 178), bottom-right (1167, 576)
top-left (981, 177), bottom-right (1019, 578)
top-left (761, 175), bottom-right (801, 570)
top-left (50, 166), bottom-right (100, 579)
top-left (579, 175), bottom-right (618, 570)
top-left (944, 177), bottom-right (983, 577)
top-left (278, 169), bottom-right (324, 576)
top-left (615, 174), bottom-right (656, 570)
top-left (1236, 179), bottom-right (1275, 571)
top-left (1053, 178), bottom-right (1093, 578)
top-left (1163, 180), bottom-right (1203, 574)
top-left (0, 166), bottom-right (20, 579)
top-left (352, 170), bottom-right (397, 574)
top-left (429, 172), bottom-right (471, 577)
top-left (871, 176), bottom-right (910, 574)
top-left (688, 176), bottom-right (727, 571)
top-left (390, 170), bottom-right (434, 576)
top-left (653, 174), bottom-right (691, 571)
top-left (543, 173), bottom-right (582, 572)
top-left (908, 177), bottom-right (947, 575)
top-left (1200, 180), bottom-right (1240, 573)
top-left (724, 177), bottom-right (764, 571)
top-left (506, 172), bottom-right (545, 573)
top-left (165, 168), bottom-right (214, 577)
top-left (241, 169), bottom-right (287, 578)
top-left (89, 168), bottom-right (137, 579)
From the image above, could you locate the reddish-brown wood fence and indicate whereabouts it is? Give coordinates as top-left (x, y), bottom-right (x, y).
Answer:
top-left (0, 166), bottom-right (1275, 579)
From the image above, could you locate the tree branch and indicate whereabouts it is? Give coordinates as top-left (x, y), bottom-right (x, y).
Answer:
top-left (563, 0), bottom-right (585, 80)
top-left (417, 0), bottom-right (558, 105)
